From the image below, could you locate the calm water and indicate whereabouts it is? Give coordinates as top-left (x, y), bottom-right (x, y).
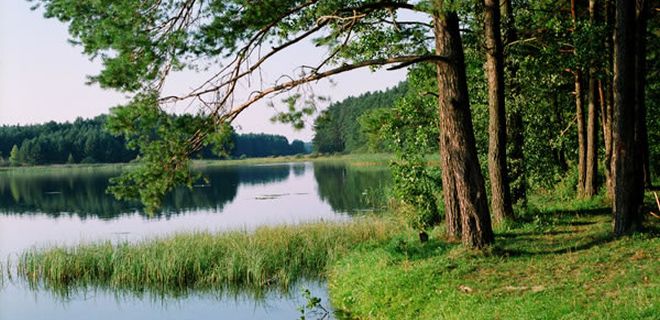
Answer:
top-left (0, 162), bottom-right (390, 319)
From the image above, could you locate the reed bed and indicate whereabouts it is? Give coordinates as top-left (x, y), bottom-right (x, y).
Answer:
top-left (17, 217), bottom-right (403, 296)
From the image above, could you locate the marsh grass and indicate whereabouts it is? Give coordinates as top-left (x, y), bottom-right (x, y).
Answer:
top-left (192, 153), bottom-right (394, 169)
top-left (0, 154), bottom-right (394, 177)
top-left (0, 163), bottom-right (129, 176)
top-left (16, 217), bottom-right (404, 298)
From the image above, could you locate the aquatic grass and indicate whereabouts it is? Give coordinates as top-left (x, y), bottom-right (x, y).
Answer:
top-left (0, 163), bottom-right (131, 176)
top-left (16, 217), bottom-right (404, 297)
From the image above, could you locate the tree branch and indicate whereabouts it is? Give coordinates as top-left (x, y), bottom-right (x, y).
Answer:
top-left (386, 54), bottom-right (449, 70)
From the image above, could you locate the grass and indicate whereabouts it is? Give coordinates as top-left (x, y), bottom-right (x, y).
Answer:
top-left (15, 216), bottom-right (404, 298)
top-left (192, 153), bottom-right (393, 168)
top-left (0, 162), bottom-right (129, 175)
top-left (328, 197), bottom-right (659, 320)
top-left (0, 153), bottom-right (394, 174)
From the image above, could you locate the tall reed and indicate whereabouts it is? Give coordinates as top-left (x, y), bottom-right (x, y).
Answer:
top-left (17, 217), bottom-right (403, 296)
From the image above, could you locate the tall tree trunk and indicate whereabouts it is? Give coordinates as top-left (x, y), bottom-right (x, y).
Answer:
top-left (434, 4), bottom-right (494, 249)
top-left (599, 79), bottom-right (613, 198)
top-left (502, 0), bottom-right (527, 207)
top-left (584, 0), bottom-right (600, 197)
top-left (612, 0), bottom-right (643, 236)
top-left (601, 0), bottom-right (615, 199)
top-left (572, 0), bottom-right (588, 197)
top-left (575, 73), bottom-right (587, 196)
top-left (484, 0), bottom-right (514, 222)
top-left (441, 145), bottom-right (462, 239)
top-left (635, 0), bottom-right (651, 187)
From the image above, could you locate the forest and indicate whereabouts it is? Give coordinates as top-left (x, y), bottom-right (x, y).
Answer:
top-left (0, 116), bottom-right (309, 166)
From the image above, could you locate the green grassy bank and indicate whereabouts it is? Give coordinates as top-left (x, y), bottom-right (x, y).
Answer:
top-left (328, 198), bottom-right (659, 319)
top-left (16, 217), bottom-right (403, 297)
top-left (0, 153), bottom-right (394, 174)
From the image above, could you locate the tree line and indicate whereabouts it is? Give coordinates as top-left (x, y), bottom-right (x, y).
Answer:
top-left (34, 0), bottom-right (657, 247)
top-left (0, 116), bottom-right (309, 166)
top-left (312, 82), bottom-right (408, 153)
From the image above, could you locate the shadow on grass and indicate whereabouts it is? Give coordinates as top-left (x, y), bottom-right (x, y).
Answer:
top-left (496, 229), bottom-right (575, 239)
top-left (496, 233), bottom-right (614, 258)
top-left (384, 237), bottom-right (456, 261)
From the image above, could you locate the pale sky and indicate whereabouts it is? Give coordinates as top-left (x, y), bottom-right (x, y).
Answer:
top-left (0, 1), bottom-right (407, 141)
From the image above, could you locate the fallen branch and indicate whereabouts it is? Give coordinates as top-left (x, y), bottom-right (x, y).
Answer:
top-left (651, 192), bottom-right (660, 219)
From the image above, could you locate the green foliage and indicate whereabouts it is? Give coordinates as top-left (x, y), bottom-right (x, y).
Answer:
top-left (230, 133), bottom-right (306, 158)
top-left (9, 145), bottom-right (22, 166)
top-left (270, 94), bottom-right (324, 130)
top-left (312, 82), bottom-right (407, 153)
top-left (105, 93), bottom-right (214, 211)
top-left (297, 288), bottom-right (329, 320)
top-left (362, 65), bottom-right (441, 231)
top-left (0, 116), bottom-right (137, 165)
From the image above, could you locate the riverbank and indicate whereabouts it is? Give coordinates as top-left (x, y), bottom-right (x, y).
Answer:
top-left (6, 159), bottom-right (658, 318)
top-left (0, 153), bottom-right (394, 174)
top-left (12, 194), bottom-right (659, 318)
top-left (329, 196), bottom-right (659, 319)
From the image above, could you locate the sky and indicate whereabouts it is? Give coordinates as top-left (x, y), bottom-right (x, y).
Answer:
top-left (0, 2), bottom-right (407, 141)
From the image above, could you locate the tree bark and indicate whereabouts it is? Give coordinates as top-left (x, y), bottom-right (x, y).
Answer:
top-left (572, 0), bottom-right (587, 197)
top-left (441, 147), bottom-right (462, 239)
top-left (612, 0), bottom-right (643, 236)
top-left (635, 0), bottom-right (650, 187)
top-left (484, 0), bottom-right (514, 222)
top-left (584, 0), bottom-right (600, 197)
top-left (502, 0), bottom-right (527, 207)
top-left (576, 73), bottom-right (587, 196)
top-left (434, 4), bottom-right (494, 249)
top-left (599, 79), bottom-right (613, 198)
top-left (601, 0), bottom-right (615, 200)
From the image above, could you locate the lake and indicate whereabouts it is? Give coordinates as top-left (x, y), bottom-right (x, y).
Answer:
top-left (0, 161), bottom-right (390, 319)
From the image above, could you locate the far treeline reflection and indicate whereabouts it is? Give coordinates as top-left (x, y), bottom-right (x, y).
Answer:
top-left (0, 163), bottom-right (390, 219)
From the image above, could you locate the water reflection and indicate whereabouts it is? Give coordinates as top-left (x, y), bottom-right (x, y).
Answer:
top-left (0, 164), bottom-right (296, 219)
top-left (0, 162), bottom-right (388, 219)
top-left (314, 163), bottom-right (391, 213)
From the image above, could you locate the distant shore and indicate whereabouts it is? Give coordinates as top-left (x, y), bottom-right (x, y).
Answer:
top-left (0, 153), bottom-right (395, 174)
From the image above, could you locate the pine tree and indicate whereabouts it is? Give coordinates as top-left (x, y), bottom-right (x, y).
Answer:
top-left (9, 145), bottom-right (21, 166)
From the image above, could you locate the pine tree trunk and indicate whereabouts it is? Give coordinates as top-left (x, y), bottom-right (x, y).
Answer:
top-left (572, 0), bottom-right (587, 197)
top-left (575, 72), bottom-right (587, 197)
top-left (502, 0), bottom-right (527, 207)
top-left (440, 146), bottom-right (462, 239)
top-left (635, 0), bottom-right (650, 187)
top-left (484, 0), bottom-right (514, 222)
top-left (434, 6), bottom-right (494, 248)
top-left (585, 74), bottom-right (599, 197)
top-left (599, 79), bottom-right (613, 198)
top-left (584, 0), bottom-right (600, 197)
top-left (601, 0), bottom-right (615, 200)
top-left (612, 0), bottom-right (643, 236)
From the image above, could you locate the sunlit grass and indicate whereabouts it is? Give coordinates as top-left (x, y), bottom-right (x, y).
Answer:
top-left (329, 199), bottom-right (659, 319)
top-left (0, 163), bottom-right (129, 176)
top-left (16, 217), bottom-right (404, 297)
